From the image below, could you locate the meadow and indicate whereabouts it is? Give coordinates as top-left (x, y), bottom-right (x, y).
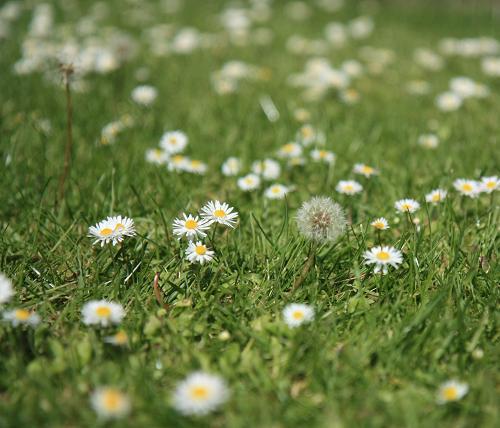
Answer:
top-left (0, 0), bottom-right (499, 426)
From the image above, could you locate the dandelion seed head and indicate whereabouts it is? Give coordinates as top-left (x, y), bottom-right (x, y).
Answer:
top-left (296, 196), bottom-right (346, 242)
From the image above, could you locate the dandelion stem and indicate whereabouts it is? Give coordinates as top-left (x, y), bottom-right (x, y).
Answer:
top-left (57, 64), bottom-right (74, 206)
top-left (290, 241), bottom-right (317, 293)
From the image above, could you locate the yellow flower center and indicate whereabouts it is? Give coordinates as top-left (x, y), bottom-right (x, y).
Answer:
top-left (172, 155), bottom-right (184, 164)
top-left (244, 178), bottom-right (254, 185)
top-left (191, 160), bottom-right (201, 167)
top-left (185, 219), bottom-right (198, 230)
top-left (344, 184), bottom-right (354, 191)
top-left (114, 331), bottom-right (128, 344)
top-left (432, 193), bottom-right (441, 202)
top-left (318, 151), bottom-right (327, 158)
top-left (486, 181), bottom-right (495, 189)
top-left (169, 137), bottom-right (177, 145)
top-left (462, 183), bottom-right (472, 192)
top-left (103, 390), bottom-right (122, 411)
top-left (373, 222), bottom-right (385, 229)
top-left (96, 306), bottom-right (111, 318)
top-left (376, 251), bottom-right (390, 261)
top-left (214, 209), bottom-right (226, 218)
top-left (271, 186), bottom-right (281, 194)
top-left (283, 144), bottom-right (294, 153)
top-left (442, 386), bottom-right (458, 401)
top-left (100, 228), bottom-right (113, 236)
top-left (190, 386), bottom-right (209, 400)
top-left (195, 245), bottom-right (207, 255)
top-left (292, 310), bottom-right (304, 320)
top-left (15, 309), bottom-right (30, 321)
top-left (401, 204), bottom-right (411, 211)
top-left (362, 166), bottom-right (373, 174)
top-left (302, 128), bottom-right (313, 138)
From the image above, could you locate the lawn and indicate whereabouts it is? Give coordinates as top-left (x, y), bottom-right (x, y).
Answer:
top-left (0, 0), bottom-right (499, 427)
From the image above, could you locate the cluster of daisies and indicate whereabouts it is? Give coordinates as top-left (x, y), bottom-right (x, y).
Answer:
top-left (173, 201), bottom-right (238, 264)
top-left (145, 129), bottom-right (208, 174)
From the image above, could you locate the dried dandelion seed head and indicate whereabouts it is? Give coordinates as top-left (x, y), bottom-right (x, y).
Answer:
top-left (296, 196), bottom-right (347, 242)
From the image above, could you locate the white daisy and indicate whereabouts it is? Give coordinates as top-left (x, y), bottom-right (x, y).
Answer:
top-left (436, 380), bottom-right (469, 404)
top-left (82, 300), bottom-right (125, 327)
top-left (184, 159), bottom-right (207, 175)
top-left (251, 159), bottom-right (281, 180)
top-left (353, 163), bottom-right (378, 177)
top-left (453, 179), bottom-right (480, 198)
top-left (90, 387), bottom-right (131, 419)
top-left (479, 176), bottom-right (499, 193)
top-left (131, 85), bottom-right (157, 106)
top-left (425, 189), bottom-right (447, 204)
top-left (363, 245), bottom-right (403, 274)
top-left (0, 273), bottom-right (14, 305)
top-left (160, 130), bottom-right (188, 154)
top-left (370, 218), bottom-right (389, 230)
top-left (221, 157), bottom-right (241, 176)
top-left (172, 214), bottom-right (211, 240)
top-left (435, 91), bottom-right (462, 112)
top-left (200, 201), bottom-right (238, 228)
top-left (264, 184), bottom-right (290, 200)
top-left (168, 154), bottom-right (189, 172)
top-left (336, 180), bottom-right (363, 195)
top-left (296, 124), bottom-right (317, 146)
top-left (237, 173), bottom-right (261, 191)
top-left (104, 331), bottom-right (129, 346)
top-left (283, 303), bottom-right (315, 328)
top-left (311, 149), bottom-right (335, 164)
top-left (3, 308), bottom-right (40, 327)
top-left (277, 142), bottom-right (302, 158)
top-left (88, 216), bottom-right (136, 247)
top-left (172, 372), bottom-right (229, 416)
top-left (418, 133), bottom-right (439, 149)
top-left (145, 148), bottom-right (169, 165)
top-left (185, 241), bottom-right (214, 264)
top-left (395, 198), bottom-right (420, 214)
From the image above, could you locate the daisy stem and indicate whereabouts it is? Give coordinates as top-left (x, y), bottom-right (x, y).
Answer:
top-left (290, 241), bottom-right (317, 293)
top-left (57, 64), bottom-right (74, 207)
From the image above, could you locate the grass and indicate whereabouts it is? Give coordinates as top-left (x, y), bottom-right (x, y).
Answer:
top-left (0, 0), bottom-right (499, 426)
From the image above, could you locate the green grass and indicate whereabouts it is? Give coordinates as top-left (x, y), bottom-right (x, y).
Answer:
top-left (0, 0), bottom-right (499, 426)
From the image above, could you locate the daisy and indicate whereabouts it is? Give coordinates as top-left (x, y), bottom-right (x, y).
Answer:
top-left (185, 159), bottom-right (207, 175)
top-left (172, 214), bottom-right (211, 240)
top-left (160, 130), bottom-right (188, 154)
top-left (104, 331), bottom-right (129, 346)
top-left (251, 159), bottom-right (281, 180)
top-left (168, 154), bottom-right (189, 172)
top-left (340, 88), bottom-right (360, 104)
top-left (88, 216), bottom-right (136, 247)
top-left (436, 380), bottom-right (469, 404)
top-left (363, 245), bottom-right (403, 274)
top-left (0, 273), bottom-right (14, 305)
top-left (90, 387), bottom-right (131, 419)
top-left (479, 176), bottom-right (498, 193)
top-left (453, 179), bottom-right (480, 198)
top-left (3, 308), bottom-right (41, 327)
top-left (418, 134), bottom-right (439, 149)
top-left (82, 300), bottom-right (125, 327)
top-left (145, 148), bottom-right (169, 165)
top-left (221, 157), bottom-right (241, 176)
top-left (425, 189), bottom-right (447, 204)
top-left (353, 163), bottom-right (378, 177)
top-left (131, 85), bottom-right (157, 106)
top-left (264, 184), bottom-right (290, 200)
top-left (435, 91), bottom-right (462, 112)
top-left (395, 199), bottom-right (420, 213)
top-left (370, 217), bottom-right (389, 230)
top-left (311, 149), bottom-right (335, 164)
top-left (185, 241), bottom-right (214, 264)
top-left (296, 196), bottom-right (347, 243)
top-left (172, 372), bottom-right (229, 416)
top-left (296, 124), bottom-right (317, 146)
top-left (237, 173), bottom-right (261, 191)
top-left (277, 142), bottom-right (302, 158)
top-left (200, 201), bottom-right (238, 228)
top-left (283, 303), bottom-right (315, 328)
top-left (336, 180), bottom-right (363, 195)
